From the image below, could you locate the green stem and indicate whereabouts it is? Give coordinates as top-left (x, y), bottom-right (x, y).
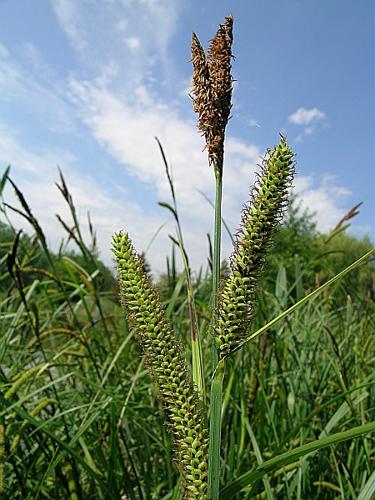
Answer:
top-left (208, 359), bottom-right (225, 499)
top-left (211, 160), bottom-right (223, 369)
top-left (156, 137), bottom-right (206, 405)
top-left (174, 220), bottom-right (206, 405)
top-left (208, 159), bottom-right (224, 499)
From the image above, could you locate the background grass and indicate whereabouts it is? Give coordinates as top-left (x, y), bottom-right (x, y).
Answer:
top-left (0, 168), bottom-right (374, 499)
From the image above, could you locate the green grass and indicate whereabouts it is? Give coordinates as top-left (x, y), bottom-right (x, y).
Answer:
top-left (1, 16), bottom-right (374, 499)
top-left (0, 166), bottom-right (374, 499)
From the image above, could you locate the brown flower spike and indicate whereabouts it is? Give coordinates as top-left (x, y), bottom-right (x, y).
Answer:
top-left (191, 16), bottom-right (233, 169)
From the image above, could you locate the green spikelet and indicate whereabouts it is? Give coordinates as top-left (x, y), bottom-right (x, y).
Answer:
top-left (215, 136), bottom-right (295, 357)
top-left (112, 232), bottom-right (208, 499)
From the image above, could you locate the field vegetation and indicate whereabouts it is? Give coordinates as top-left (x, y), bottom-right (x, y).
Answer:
top-left (0, 16), bottom-right (374, 500)
top-left (0, 164), bottom-right (373, 499)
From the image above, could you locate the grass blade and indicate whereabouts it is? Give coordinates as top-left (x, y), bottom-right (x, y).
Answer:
top-left (230, 248), bottom-right (374, 354)
top-left (220, 422), bottom-right (375, 498)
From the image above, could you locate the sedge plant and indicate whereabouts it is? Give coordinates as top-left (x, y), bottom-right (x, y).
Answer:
top-left (112, 15), bottom-right (375, 500)
top-left (112, 15), bottom-right (294, 498)
top-left (1, 138), bottom-right (374, 497)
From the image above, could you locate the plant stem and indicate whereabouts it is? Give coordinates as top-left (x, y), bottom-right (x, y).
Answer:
top-left (208, 160), bottom-right (224, 499)
top-left (156, 137), bottom-right (206, 405)
top-left (211, 160), bottom-right (223, 369)
top-left (180, 244), bottom-right (206, 404)
top-left (208, 359), bottom-right (225, 499)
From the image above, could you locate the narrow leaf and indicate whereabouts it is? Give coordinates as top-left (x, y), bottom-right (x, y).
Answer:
top-left (159, 201), bottom-right (178, 219)
top-left (220, 422), bottom-right (375, 498)
top-left (230, 249), bottom-right (374, 355)
top-left (0, 165), bottom-right (10, 195)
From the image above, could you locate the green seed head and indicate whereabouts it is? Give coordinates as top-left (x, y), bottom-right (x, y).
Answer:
top-left (112, 231), bottom-right (208, 498)
top-left (215, 136), bottom-right (295, 357)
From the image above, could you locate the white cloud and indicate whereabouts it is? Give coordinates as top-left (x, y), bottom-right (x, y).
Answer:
top-left (0, 122), bottom-right (169, 272)
top-left (0, 122), bottom-right (75, 176)
top-left (294, 174), bottom-right (352, 232)
top-left (0, 44), bottom-right (76, 134)
top-left (67, 75), bottom-right (263, 268)
top-left (125, 36), bottom-right (141, 51)
top-left (0, 43), bottom-right (9, 58)
top-left (51, 0), bottom-right (179, 77)
top-left (289, 107), bottom-right (326, 126)
top-left (51, 0), bottom-right (88, 56)
top-left (179, 77), bottom-right (192, 98)
top-left (288, 107), bottom-right (327, 141)
top-left (68, 76), bottom-right (261, 215)
top-left (67, 69), bottom-right (356, 266)
top-left (115, 19), bottom-right (128, 32)
top-left (0, 90), bottom-right (356, 273)
top-left (0, 4), bottom-right (360, 274)
top-left (248, 118), bottom-right (260, 128)
top-left (131, 0), bottom-right (179, 61)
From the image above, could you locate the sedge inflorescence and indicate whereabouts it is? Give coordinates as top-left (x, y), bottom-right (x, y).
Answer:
top-left (112, 232), bottom-right (208, 499)
top-left (215, 136), bottom-right (295, 357)
top-left (191, 16), bottom-right (233, 169)
top-left (113, 16), bottom-right (296, 499)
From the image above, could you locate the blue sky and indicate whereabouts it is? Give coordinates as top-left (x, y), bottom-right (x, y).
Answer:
top-left (0, 0), bottom-right (373, 272)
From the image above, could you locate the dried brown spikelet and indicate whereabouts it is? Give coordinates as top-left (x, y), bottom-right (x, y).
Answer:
top-left (207, 15), bottom-right (233, 165)
top-left (191, 33), bottom-right (211, 116)
top-left (191, 16), bottom-right (234, 168)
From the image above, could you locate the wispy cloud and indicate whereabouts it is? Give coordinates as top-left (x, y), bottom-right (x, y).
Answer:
top-left (0, 42), bottom-right (76, 134)
top-left (288, 106), bottom-right (327, 141)
top-left (0, 4), bottom-right (362, 272)
top-left (69, 73), bottom-right (354, 260)
top-left (0, 121), bottom-right (169, 270)
top-left (0, 122), bottom-right (75, 178)
top-left (51, 0), bottom-right (180, 79)
top-left (289, 107), bottom-right (326, 125)
top-left (68, 75), bottom-right (262, 264)
top-left (247, 118), bottom-right (261, 128)
top-left (125, 36), bottom-right (141, 51)
top-left (294, 174), bottom-right (352, 232)
top-left (51, 0), bottom-right (88, 56)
